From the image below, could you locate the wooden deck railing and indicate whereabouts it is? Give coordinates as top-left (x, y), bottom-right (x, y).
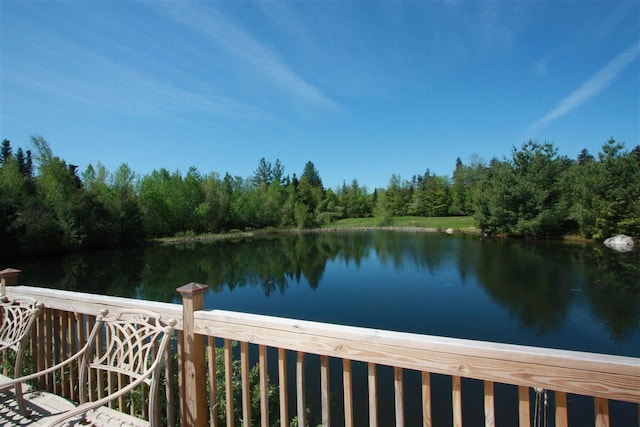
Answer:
top-left (1, 270), bottom-right (639, 427)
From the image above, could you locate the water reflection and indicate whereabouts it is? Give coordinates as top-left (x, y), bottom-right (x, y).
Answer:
top-left (16, 231), bottom-right (640, 351)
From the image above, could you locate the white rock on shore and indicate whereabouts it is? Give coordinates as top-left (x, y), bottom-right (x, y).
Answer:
top-left (604, 234), bottom-right (634, 252)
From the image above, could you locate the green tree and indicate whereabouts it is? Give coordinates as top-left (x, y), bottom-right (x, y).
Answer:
top-left (474, 141), bottom-right (572, 238)
top-left (373, 189), bottom-right (393, 226)
top-left (0, 154), bottom-right (31, 258)
top-left (451, 154), bottom-right (486, 215)
top-left (32, 136), bottom-right (88, 249)
top-left (570, 139), bottom-right (640, 239)
top-left (272, 159), bottom-right (285, 183)
top-left (111, 163), bottom-right (143, 244)
top-left (138, 169), bottom-right (173, 237)
top-left (300, 161), bottom-right (323, 189)
top-left (296, 161), bottom-right (324, 226)
top-left (410, 170), bottom-right (452, 217)
top-left (1, 139), bottom-right (12, 163)
top-left (385, 174), bottom-right (411, 216)
top-left (251, 158), bottom-right (273, 187)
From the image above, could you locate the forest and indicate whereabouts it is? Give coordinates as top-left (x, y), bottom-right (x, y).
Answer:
top-left (1, 136), bottom-right (639, 259)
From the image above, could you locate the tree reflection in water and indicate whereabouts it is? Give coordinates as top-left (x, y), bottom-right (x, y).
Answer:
top-left (18, 231), bottom-right (640, 352)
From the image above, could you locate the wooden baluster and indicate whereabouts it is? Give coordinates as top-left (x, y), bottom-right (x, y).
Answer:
top-left (422, 372), bottom-right (431, 427)
top-left (85, 315), bottom-right (94, 402)
top-left (52, 309), bottom-right (60, 395)
top-left (594, 397), bottom-right (610, 427)
top-left (67, 312), bottom-right (76, 400)
top-left (555, 391), bottom-right (568, 427)
top-left (395, 367), bottom-right (404, 427)
top-left (518, 386), bottom-right (530, 427)
top-left (59, 310), bottom-right (67, 397)
top-left (208, 336), bottom-right (218, 427)
top-left (484, 381), bottom-right (495, 427)
top-left (44, 309), bottom-right (52, 391)
top-left (343, 359), bottom-right (353, 427)
top-left (37, 314), bottom-right (45, 389)
top-left (321, 355), bottom-right (330, 427)
top-left (296, 351), bottom-right (306, 427)
top-left (452, 376), bottom-right (462, 427)
top-left (165, 342), bottom-right (175, 427)
top-left (259, 345), bottom-right (269, 427)
top-left (177, 330), bottom-right (185, 426)
top-left (69, 313), bottom-right (78, 402)
top-left (241, 341), bottom-right (251, 427)
top-left (369, 363), bottom-right (378, 427)
top-left (278, 348), bottom-right (288, 427)
top-left (224, 339), bottom-right (234, 427)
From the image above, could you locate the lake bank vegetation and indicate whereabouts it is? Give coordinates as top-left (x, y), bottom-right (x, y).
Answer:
top-left (1, 136), bottom-right (638, 259)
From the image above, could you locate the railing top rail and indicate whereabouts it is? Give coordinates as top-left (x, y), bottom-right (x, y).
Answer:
top-left (194, 308), bottom-right (640, 403)
top-left (5, 286), bottom-right (183, 330)
top-left (5, 285), bottom-right (639, 404)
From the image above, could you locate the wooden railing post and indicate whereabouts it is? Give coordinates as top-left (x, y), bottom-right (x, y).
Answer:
top-left (177, 282), bottom-right (209, 427)
top-left (0, 267), bottom-right (21, 296)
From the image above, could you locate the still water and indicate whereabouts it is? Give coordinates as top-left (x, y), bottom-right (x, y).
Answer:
top-left (15, 231), bottom-right (640, 425)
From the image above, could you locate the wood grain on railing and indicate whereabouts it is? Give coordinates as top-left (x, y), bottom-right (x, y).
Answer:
top-left (320, 354), bottom-right (330, 427)
top-left (422, 371), bottom-right (431, 427)
top-left (368, 362), bottom-right (378, 427)
top-left (395, 366), bottom-right (404, 427)
top-left (555, 391), bottom-right (568, 427)
top-left (278, 347), bottom-right (288, 427)
top-left (259, 344), bottom-right (269, 427)
top-left (296, 351), bottom-right (306, 426)
top-left (240, 341), bottom-right (250, 427)
top-left (5, 285), bottom-right (640, 427)
top-left (193, 309), bottom-right (640, 404)
top-left (223, 338), bottom-right (233, 427)
top-left (484, 380), bottom-right (495, 427)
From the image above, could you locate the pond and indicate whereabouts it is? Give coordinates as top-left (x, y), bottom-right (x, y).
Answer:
top-left (14, 231), bottom-right (640, 425)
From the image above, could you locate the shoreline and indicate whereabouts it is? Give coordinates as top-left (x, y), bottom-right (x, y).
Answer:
top-left (152, 225), bottom-right (476, 245)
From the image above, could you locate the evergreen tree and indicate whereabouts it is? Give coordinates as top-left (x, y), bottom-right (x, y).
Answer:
top-left (570, 139), bottom-right (640, 239)
top-left (474, 141), bottom-right (572, 238)
top-left (0, 139), bottom-right (11, 163)
top-left (301, 161), bottom-right (323, 188)
top-left (251, 158), bottom-right (273, 187)
top-left (272, 159), bottom-right (285, 183)
top-left (16, 148), bottom-right (26, 174)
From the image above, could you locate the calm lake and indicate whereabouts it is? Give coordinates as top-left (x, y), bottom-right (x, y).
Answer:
top-left (14, 231), bottom-right (640, 425)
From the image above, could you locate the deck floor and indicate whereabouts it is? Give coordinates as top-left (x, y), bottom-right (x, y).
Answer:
top-left (0, 383), bottom-right (148, 426)
top-left (0, 388), bottom-right (76, 426)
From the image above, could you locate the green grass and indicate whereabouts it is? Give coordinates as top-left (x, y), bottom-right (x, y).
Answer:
top-left (329, 216), bottom-right (478, 232)
top-left (152, 216), bottom-right (479, 245)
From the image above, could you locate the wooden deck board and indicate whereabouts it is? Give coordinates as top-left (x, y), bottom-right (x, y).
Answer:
top-left (0, 385), bottom-right (148, 426)
top-left (0, 388), bottom-right (75, 426)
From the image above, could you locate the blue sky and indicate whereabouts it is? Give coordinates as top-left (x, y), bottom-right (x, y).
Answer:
top-left (1, 1), bottom-right (638, 190)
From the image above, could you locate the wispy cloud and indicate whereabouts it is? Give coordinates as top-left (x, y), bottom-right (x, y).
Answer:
top-left (3, 41), bottom-right (265, 121)
top-left (150, 2), bottom-right (339, 112)
top-left (531, 40), bottom-right (640, 129)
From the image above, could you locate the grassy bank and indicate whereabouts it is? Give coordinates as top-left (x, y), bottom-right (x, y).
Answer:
top-left (153, 216), bottom-right (478, 244)
top-left (328, 216), bottom-right (478, 232)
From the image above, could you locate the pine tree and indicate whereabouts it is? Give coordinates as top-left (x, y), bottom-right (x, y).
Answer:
top-left (1, 139), bottom-right (12, 163)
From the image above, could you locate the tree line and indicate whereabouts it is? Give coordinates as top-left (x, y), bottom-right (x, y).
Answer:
top-left (1, 136), bottom-right (638, 259)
